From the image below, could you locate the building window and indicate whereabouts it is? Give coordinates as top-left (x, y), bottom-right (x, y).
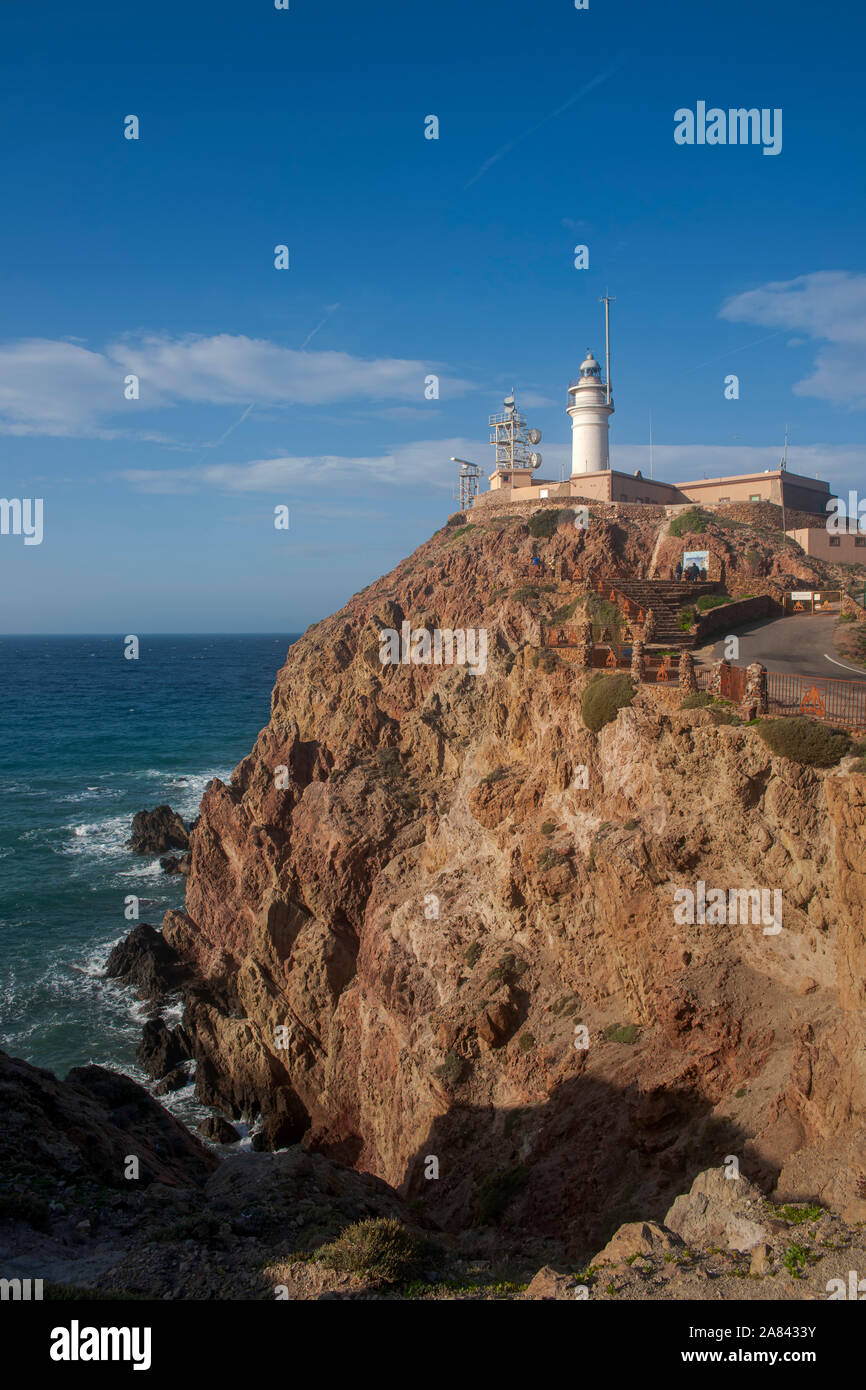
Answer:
top-left (856, 537), bottom-right (866, 548)
top-left (829, 536), bottom-right (841, 547)
top-left (749, 494), bottom-right (761, 502)
top-left (718, 496), bottom-right (729, 502)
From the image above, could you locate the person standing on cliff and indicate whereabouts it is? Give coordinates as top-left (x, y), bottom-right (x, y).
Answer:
top-left (675, 560), bottom-right (683, 581)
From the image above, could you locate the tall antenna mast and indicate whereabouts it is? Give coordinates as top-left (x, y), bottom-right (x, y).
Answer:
top-left (649, 411), bottom-right (654, 480)
top-left (599, 293), bottom-right (615, 404)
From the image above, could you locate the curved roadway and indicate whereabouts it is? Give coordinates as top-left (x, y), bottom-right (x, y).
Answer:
top-left (697, 614), bottom-right (866, 682)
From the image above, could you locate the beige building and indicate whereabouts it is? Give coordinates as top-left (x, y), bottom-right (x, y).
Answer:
top-left (787, 527), bottom-right (866, 564)
top-left (484, 465), bottom-right (833, 516)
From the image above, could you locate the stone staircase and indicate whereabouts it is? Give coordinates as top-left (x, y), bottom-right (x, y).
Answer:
top-left (598, 579), bottom-right (720, 650)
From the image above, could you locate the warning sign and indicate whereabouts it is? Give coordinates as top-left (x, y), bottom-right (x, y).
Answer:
top-left (799, 685), bottom-right (827, 718)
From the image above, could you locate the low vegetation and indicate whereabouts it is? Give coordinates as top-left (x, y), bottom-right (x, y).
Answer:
top-left (604, 1023), bottom-right (640, 1045)
top-left (668, 507), bottom-right (712, 538)
top-left (680, 691), bottom-right (712, 709)
top-left (528, 508), bottom-right (574, 538)
top-left (316, 1218), bottom-right (438, 1284)
top-left (581, 673), bottom-right (636, 732)
top-left (756, 717), bottom-right (851, 767)
top-left (696, 593), bottom-right (731, 611)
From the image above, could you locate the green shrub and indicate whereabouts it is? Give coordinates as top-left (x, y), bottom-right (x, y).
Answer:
top-left (486, 952), bottom-right (528, 985)
top-left (551, 599), bottom-right (579, 623)
top-left (528, 508), bottom-right (573, 538)
top-left (680, 691), bottom-right (712, 709)
top-left (476, 1164), bottom-right (529, 1224)
top-left (518, 1031), bottom-right (535, 1052)
top-left (317, 1218), bottom-right (436, 1284)
top-left (434, 1051), bottom-right (465, 1086)
top-left (445, 512), bottom-right (465, 527)
top-left (782, 1243), bottom-right (809, 1277)
top-left (581, 673), bottom-right (635, 732)
top-left (668, 508), bottom-right (711, 538)
top-left (623, 817), bottom-right (639, 830)
top-left (696, 594), bottom-right (731, 611)
top-left (540, 821), bottom-right (556, 836)
top-left (756, 717), bottom-right (850, 767)
top-left (678, 605), bottom-right (695, 631)
top-left (585, 594), bottom-right (624, 641)
top-left (776, 1203), bottom-right (824, 1225)
top-left (604, 1023), bottom-right (639, 1044)
top-left (463, 941), bottom-right (482, 967)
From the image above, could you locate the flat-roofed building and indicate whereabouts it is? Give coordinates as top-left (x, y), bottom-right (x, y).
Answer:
top-left (787, 527), bottom-right (866, 564)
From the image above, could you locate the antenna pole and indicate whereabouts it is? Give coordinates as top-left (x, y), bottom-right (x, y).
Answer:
top-left (599, 293), bottom-right (615, 404)
top-left (649, 411), bottom-right (654, 480)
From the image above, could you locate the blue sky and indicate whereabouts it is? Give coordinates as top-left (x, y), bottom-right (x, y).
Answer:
top-left (2, 0), bottom-right (865, 632)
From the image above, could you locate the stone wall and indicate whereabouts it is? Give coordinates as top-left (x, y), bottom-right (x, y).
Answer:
top-left (693, 593), bottom-right (781, 642)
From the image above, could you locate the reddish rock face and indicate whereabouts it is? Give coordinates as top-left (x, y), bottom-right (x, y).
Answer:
top-left (162, 510), bottom-right (866, 1257)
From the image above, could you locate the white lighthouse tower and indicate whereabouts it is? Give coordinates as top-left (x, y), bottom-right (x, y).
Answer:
top-left (567, 349), bottom-right (614, 475)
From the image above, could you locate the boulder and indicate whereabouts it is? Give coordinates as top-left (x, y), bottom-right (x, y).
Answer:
top-left (523, 1265), bottom-right (580, 1299)
top-left (136, 1018), bottom-right (194, 1080)
top-left (664, 1167), bottom-right (770, 1253)
top-left (128, 805), bottom-right (190, 854)
top-left (198, 1116), bottom-right (242, 1144)
top-left (105, 923), bottom-right (189, 1001)
top-left (593, 1219), bottom-right (683, 1266)
top-left (160, 853), bottom-right (192, 876)
top-left (153, 1065), bottom-right (191, 1096)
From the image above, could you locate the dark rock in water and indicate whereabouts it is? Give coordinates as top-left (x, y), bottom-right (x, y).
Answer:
top-left (250, 1088), bottom-right (310, 1152)
top-left (0, 1050), bottom-right (216, 1191)
top-left (198, 1115), bottom-right (241, 1144)
top-left (153, 1065), bottom-right (191, 1096)
top-left (137, 1018), bottom-right (194, 1080)
top-left (160, 852), bottom-right (192, 876)
top-left (105, 923), bottom-right (189, 1001)
top-left (128, 804), bottom-right (190, 854)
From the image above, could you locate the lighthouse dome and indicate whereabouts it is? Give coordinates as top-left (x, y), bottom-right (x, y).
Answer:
top-left (579, 351), bottom-right (602, 379)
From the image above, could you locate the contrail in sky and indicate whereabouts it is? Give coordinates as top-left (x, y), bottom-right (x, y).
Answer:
top-left (463, 59), bottom-right (627, 190)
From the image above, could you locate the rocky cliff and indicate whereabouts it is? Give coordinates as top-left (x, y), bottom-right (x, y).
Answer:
top-left (151, 505), bottom-right (866, 1263)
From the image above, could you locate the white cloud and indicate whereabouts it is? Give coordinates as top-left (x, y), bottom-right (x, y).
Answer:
top-left (720, 272), bottom-right (866, 408)
top-left (118, 437), bottom-right (486, 494)
top-left (0, 333), bottom-right (473, 436)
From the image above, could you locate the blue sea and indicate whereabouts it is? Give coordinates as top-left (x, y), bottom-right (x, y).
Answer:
top-left (0, 635), bottom-right (295, 1105)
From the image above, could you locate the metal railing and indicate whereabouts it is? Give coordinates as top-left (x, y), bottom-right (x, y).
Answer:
top-left (767, 671), bottom-right (866, 731)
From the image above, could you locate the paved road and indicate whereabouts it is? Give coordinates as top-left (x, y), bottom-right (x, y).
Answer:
top-left (697, 614), bottom-right (866, 682)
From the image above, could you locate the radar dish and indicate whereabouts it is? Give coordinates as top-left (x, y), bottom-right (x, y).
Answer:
top-left (529, 452), bottom-right (542, 469)
top-left (527, 428), bottom-right (542, 446)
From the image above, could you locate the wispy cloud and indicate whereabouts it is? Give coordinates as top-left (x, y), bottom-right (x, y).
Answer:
top-left (721, 271), bottom-right (866, 409)
top-left (117, 437), bottom-right (485, 494)
top-left (0, 332), bottom-right (473, 437)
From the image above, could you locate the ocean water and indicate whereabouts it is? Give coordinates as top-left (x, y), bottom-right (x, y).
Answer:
top-left (0, 635), bottom-right (295, 1095)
